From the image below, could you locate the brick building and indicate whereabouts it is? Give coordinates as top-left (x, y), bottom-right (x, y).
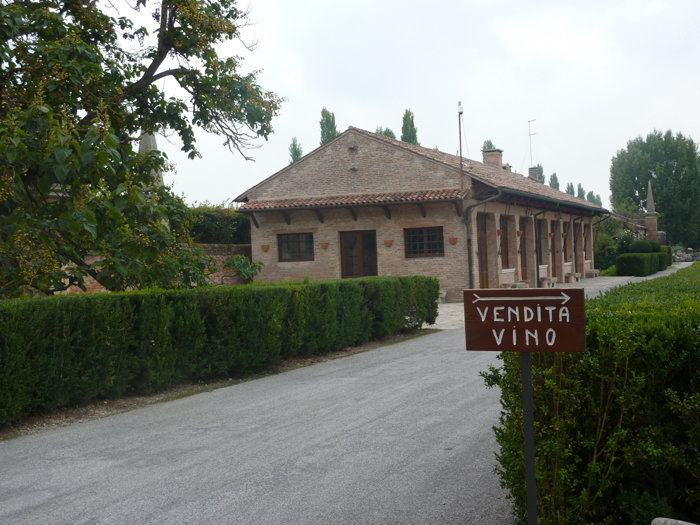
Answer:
top-left (235, 128), bottom-right (608, 301)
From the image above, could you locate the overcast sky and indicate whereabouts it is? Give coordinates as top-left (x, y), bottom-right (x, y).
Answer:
top-left (151, 0), bottom-right (700, 210)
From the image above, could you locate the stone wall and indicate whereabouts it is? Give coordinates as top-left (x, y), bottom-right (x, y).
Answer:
top-left (58, 244), bottom-right (251, 294)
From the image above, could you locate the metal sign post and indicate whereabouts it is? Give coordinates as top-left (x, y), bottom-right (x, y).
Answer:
top-left (464, 288), bottom-right (586, 525)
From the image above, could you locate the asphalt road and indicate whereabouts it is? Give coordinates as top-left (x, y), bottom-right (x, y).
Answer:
top-left (0, 329), bottom-right (512, 524)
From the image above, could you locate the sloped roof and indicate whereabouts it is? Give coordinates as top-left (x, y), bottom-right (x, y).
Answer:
top-left (236, 127), bottom-right (606, 214)
top-left (347, 128), bottom-right (606, 212)
top-left (239, 189), bottom-right (469, 211)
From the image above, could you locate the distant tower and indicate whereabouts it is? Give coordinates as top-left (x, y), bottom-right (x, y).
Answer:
top-left (138, 131), bottom-right (164, 188)
top-left (644, 180), bottom-right (659, 242)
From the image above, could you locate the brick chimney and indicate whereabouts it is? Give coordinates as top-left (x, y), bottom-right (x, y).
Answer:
top-left (528, 167), bottom-right (539, 182)
top-left (482, 149), bottom-right (503, 168)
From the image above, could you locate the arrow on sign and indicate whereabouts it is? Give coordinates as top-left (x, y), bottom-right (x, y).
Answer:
top-left (472, 292), bottom-right (570, 305)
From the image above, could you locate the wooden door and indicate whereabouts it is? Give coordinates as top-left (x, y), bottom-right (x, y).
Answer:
top-left (519, 217), bottom-right (528, 283)
top-left (340, 231), bottom-right (377, 278)
top-left (477, 213), bottom-right (488, 288)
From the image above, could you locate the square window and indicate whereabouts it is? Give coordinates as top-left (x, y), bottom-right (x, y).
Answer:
top-left (404, 227), bottom-right (444, 258)
top-left (278, 233), bottom-right (314, 262)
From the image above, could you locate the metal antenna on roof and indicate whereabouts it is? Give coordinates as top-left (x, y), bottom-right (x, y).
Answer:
top-left (458, 101), bottom-right (464, 190)
top-left (528, 119), bottom-right (536, 167)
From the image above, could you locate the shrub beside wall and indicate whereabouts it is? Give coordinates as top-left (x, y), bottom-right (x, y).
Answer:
top-left (483, 263), bottom-right (700, 524)
top-left (0, 276), bottom-right (439, 425)
top-left (616, 253), bottom-right (654, 276)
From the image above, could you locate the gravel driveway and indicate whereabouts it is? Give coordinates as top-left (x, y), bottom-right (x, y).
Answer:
top-left (0, 328), bottom-right (511, 525)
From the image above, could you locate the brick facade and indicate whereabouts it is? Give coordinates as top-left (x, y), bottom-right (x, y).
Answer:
top-left (238, 128), bottom-right (605, 301)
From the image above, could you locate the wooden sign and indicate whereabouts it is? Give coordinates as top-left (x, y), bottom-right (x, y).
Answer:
top-left (463, 288), bottom-right (586, 353)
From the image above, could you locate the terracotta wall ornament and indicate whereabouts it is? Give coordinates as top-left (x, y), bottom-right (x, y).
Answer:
top-left (384, 240), bottom-right (393, 247)
top-left (261, 244), bottom-right (270, 252)
top-left (320, 242), bottom-right (329, 249)
top-left (449, 237), bottom-right (458, 245)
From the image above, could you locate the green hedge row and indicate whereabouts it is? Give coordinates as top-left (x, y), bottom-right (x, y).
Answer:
top-left (616, 252), bottom-right (656, 276)
top-left (0, 276), bottom-right (439, 425)
top-left (484, 263), bottom-right (700, 524)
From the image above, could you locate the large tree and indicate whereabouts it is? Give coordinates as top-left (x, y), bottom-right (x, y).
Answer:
top-left (319, 107), bottom-right (338, 145)
top-left (289, 137), bottom-right (303, 163)
top-left (536, 164), bottom-right (545, 185)
top-left (586, 191), bottom-right (602, 207)
top-left (565, 182), bottom-right (575, 195)
top-left (0, 1), bottom-right (282, 297)
top-left (400, 109), bottom-right (419, 145)
top-left (375, 126), bottom-right (396, 139)
top-left (482, 139), bottom-right (495, 150)
top-left (548, 173), bottom-right (560, 190)
top-left (577, 184), bottom-right (586, 200)
top-left (610, 130), bottom-right (700, 247)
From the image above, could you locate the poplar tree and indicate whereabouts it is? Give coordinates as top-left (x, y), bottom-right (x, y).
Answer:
top-left (549, 173), bottom-right (560, 190)
top-left (400, 109), bottom-right (419, 145)
top-left (577, 184), bottom-right (586, 200)
top-left (375, 127), bottom-right (396, 139)
top-left (319, 108), bottom-right (339, 145)
top-left (289, 138), bottom-right (303, 163)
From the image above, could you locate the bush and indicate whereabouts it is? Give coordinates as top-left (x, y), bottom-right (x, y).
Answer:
top-left (616, 230), bottom-right (636, 254)
top-left (190, 205), bottom-right (251, 244)
top-left (600, 265), bottom-right (617, 276)
top-left (658, 251), bottom-right (668, 272)
top-left (616, 253), bottom-right (655, 276)
top-left (630, 239), bottom-right (652, 253)
top-left (661, 245), bottom-right (673, 266)
top-left (649, 240), bottom-right (661, 253)
top-left (483, 264), bottom-right (700, 523)
top-left (0, 276), bottom-right (439, 425)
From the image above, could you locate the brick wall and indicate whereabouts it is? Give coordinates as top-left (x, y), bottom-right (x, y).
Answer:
top-left (245, 130), bottom-right (465, 201)
top-left (251, 203), bottom-right (469, 302)
top-left (58, 244), bottom-right (251, 294)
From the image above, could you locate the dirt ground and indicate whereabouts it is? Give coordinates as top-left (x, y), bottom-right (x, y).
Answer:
top-left (0, 329), bottom-right (439, 442)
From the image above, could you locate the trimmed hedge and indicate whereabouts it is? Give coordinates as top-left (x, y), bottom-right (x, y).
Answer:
top-left (0, 276), bottom-right (439, 424)
top-left (661, 245), bottom-right (673, 266)
top-left (630, 239), bottom-right (652, 253)
top-left (649, 240), bottom-right (661, 253)
top-left (484, 263), bottom-right (700, 524)
top-left (616, 253), bottom-right (655, 276)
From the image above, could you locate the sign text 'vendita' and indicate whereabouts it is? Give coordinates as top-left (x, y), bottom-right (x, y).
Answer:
top-left (463, 288), bottom-right (586, 353)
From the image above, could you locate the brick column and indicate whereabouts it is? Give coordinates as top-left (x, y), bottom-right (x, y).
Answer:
top-left (551, 219), bottom-right (564, 281)
top-left (524, 216), bottom-right (537, 287)
top-left (645, 212), bottom-right (659, 243)
top-left (487, 213), bottom-right (501, 288)
top-left (574, 222), bottom-right (585, 278)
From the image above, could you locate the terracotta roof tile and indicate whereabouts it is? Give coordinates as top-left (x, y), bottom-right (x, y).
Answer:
top-left (239, 189), bottom-right (469, 212)
top-left (349, 127), bottom-right (606, 211)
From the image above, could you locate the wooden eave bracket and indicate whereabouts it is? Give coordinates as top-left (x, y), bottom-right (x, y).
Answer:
top-left (314, 209), bottom-right (325, 224)
top-left (280, 210), bottom-right (291, 225)
top-left (347, 207), bottom-right (358, 222)
top-left (249, 212), bottom-right (259, 228)
top-left (453, 200), bottom-right (463, 217)
top-left (417, 203), bottom-right (426, 218)
top-left (382, 206), bottom-right (391, 219)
